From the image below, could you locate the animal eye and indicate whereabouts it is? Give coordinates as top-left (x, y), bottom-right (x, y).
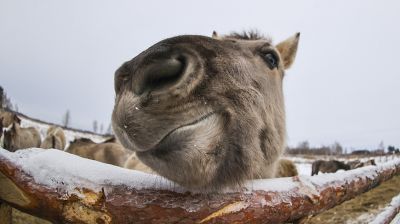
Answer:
top-left (263, 52), bottom-right (278, 69)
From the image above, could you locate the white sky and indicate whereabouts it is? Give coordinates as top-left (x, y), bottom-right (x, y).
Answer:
top-left (1, 0), bottom-right (399, 150)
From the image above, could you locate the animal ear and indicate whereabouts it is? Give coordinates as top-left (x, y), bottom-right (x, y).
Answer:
top-left (212, 31), bottom-right (219, 39)
top-left (13, 114), bottom-right (21, 124)
top-left (276, 33), bottom-right (300, 69)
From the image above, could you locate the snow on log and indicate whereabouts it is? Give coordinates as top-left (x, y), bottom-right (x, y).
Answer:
top-left (370, 193), bottom-right (400, 224)
top-left (0, 148), bottom-right (399, 224)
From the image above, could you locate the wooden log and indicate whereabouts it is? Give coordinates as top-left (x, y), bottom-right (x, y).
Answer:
top-left (370, 193), bottom-right (400, 224)
top-left (0, 202), bottom-right (12, 224)
top-left (0, 148), bottom-right (399, 224)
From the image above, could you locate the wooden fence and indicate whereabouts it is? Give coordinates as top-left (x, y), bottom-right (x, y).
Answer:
top-left (0, 148), bottom-right (399, 224)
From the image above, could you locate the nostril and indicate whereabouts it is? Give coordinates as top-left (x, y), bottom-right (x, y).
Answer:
top-left (133, 56), bottom-right (186, 95)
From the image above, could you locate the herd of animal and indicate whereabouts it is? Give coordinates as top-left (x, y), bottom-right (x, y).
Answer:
top-left (0, 109), bottom-right (379, 180)
top-left (0, 110), bottom-right (150, 172)
top-left (311, 159), bottom-right (376, 176)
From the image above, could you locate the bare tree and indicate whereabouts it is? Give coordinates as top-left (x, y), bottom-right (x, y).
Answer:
top-left (0, 86), bottom-right (13, 110)
top-left (100, 123), bottom-right (104, 134)
top-left (331, 141), bottom-right (343, 155)
top-left (297, 141), bottom-right (310, 150)
top-left (62, 110), bottom-right (71, 128)
top-left (0, 86), bottom-right (3, 109)
top-left (106, 123), bottom-right (113, 135)
top-left (93, 120), bottom-right (98, 133)
top-left (378, 141), bottom-right (385, 151)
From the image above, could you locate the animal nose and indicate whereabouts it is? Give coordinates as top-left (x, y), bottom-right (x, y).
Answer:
top-left (132, 56), bottom-right (185, 95)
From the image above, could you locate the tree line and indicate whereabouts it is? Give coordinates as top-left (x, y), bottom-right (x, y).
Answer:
top-left (287, 140), bottom-right (398, 155)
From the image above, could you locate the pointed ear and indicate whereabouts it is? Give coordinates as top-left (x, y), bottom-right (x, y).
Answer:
top-left (276, 33), bottom-right (300, 69)
top-left (13, 114), bottom-right (21, 124)
top-left (212, 31), bottom-right (219, 39)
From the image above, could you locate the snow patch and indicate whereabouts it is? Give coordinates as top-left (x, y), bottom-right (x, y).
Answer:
top-left (0, 148), bottom-right (182, 193)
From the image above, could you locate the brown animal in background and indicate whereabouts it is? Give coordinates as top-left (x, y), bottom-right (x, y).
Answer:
top-left (365, 159), bottom-right (376, 166)
top-left (112, 31), bottom-right (300, 191)
top-left (3, 115), bottom-right (41, 152)
top-left (0, 110), bottom-right (20, 128)
top-left (66, 138), bottom-right (128, 167)
top-left (357, 159), bottom-right (376, 168)
top-left (347, 159), bottom-right (376, 169)
top-left (0, 117), bottom-right (3, 146)
top-left (347, 160), bottom-right (362, 169)
top-left (40, 126), bottom-right (66, 150)
top-left (123, 153), bottom-right (153, 173)
top-left (311, 160), bottom-right (350, 176)
top-left (275, 159), bottom-right (298, 177)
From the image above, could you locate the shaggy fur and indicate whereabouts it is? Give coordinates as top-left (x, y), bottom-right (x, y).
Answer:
top-left (275, 159), bottom-right (298, 177)
top-left (40, 126), bottom-right (66, 150)
top-left (3, 120), bottom-right (41, 152)
top-left (112, 31), bottom-right (300, 191)
top-left (311, 160), bottom-right (350, 176)
top-left (225, 30), bottom-right (268, 41)
top-left (66, 138), bottom-right (128, 167)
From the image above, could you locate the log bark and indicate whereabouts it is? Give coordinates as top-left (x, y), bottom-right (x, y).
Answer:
top-left (0, 202), bottom-right (12, 224)
top-left (0, 148), bottom-right (399, 224)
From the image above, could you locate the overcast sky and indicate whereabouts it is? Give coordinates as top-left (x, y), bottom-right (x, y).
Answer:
top-left (1, 0), bottom-right (399, 150)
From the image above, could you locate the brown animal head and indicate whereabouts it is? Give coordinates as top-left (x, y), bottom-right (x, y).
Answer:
top-left (3, 115), bottom-right (41, 151)
top-left (112, 31), bottom-right (300, 191)
top-left (0, 111), bottom-right (21, 128)
top-left (3, 122), bottom-right (20, 152)
top-left (367, 159), bottom-right (376, 166)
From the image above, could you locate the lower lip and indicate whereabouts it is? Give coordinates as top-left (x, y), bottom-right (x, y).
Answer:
top-left (141, 112), bottom-right (218, 154)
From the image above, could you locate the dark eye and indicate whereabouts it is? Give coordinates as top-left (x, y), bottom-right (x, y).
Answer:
top-left (263, 52), bottom-right (278, 69)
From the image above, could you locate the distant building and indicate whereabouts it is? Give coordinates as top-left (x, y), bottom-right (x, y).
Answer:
top-left (351, 150), bottom-right (370, 155)
top-left (373, 149), bottom-right (385, 155)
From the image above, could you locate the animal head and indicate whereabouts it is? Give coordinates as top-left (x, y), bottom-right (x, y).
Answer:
top-left (112, 31), bottom-right (300, 191)
top-left (369, 159), bottom-right (376, 166)
top-left (0, 111), bottom-right (21, 128)
top-left (3, 122), bottom-right (19, 152)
